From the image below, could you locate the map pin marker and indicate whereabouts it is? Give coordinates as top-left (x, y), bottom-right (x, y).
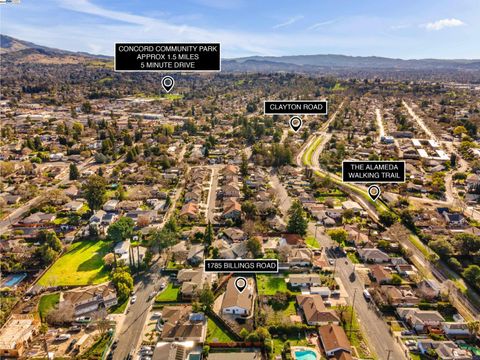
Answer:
top-left (234, 277), bottom-right (247, 294)
top-left (368, 185), bottom-right (381, 202)
top-left (161, 76), bottom-right (175, 93)
top-left (289, 116), bottom-right (303, 132)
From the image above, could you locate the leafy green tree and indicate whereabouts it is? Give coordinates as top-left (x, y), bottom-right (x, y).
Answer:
top-left (429, 238), bottom-right (454, 258)
top-left (240, 152), bottom-right (249, 177)
top-left (241, 201), bottom-right (257, 220)
top-left (198, 284), bottom-right (215, 310)
top-left (454, 233), bottom-right (480, 256)
top-left (112, 267), bottom-right (134, 300)
top-left (247, 237), bottom-right (263, 258)
top-left (69, 163), bottom-right (79, 180)
top-left (463, 265), bottom-right (480, 287)
top-left (204, 222), bottom-right (214, 246)
top-left (149, 228), bottom-right (178, 252)
top-left (287, 200), bottom-right (307, 236)
top-left (327, 228), bottom-right (348, 244)
top-left (107, 217), bottom-right (135, 243)
top-left (82, 175), bottom-right (107, 210)
top-left (379, 211), bottom-right (397, 227)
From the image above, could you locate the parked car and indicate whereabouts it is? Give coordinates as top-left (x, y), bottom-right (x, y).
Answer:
top-left (75, 316), bottom-right (91, 323)
top-left (66, 339), bottom-right (78, 352)
top-left (55, 334), bottom-right (72, 341)
top-left (131, 295), bottom-right (137, 304)
top-left (68, 326), bottom-right (82, 333)
top-left (363, 289), bottom-right (371, 301)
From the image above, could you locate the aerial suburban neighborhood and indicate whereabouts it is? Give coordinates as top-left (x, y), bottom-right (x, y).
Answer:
top-left (1, 2), bottom-right (480, 360)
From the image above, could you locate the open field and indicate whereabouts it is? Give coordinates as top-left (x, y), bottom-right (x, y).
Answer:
top-left (38, 240), bottom-right (110, 286)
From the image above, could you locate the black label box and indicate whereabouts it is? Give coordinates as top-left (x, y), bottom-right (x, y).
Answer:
top-left (342, 161), bottom-right (406, 183)
top-left (115, 43), bottom-right (221, 72)
top-left (264, 100), bottom-right (328, 115)
top-left (204, 259), bottom-right (278, 273)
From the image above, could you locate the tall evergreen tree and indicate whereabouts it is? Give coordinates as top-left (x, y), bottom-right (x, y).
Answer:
top-left (287, 200), bottom-right (308, 236)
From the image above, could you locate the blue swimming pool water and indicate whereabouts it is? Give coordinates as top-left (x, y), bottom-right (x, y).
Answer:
top-left (294, 349), bottom-right (317, 360)
top-left (2, 273), bottom-right (27, 287)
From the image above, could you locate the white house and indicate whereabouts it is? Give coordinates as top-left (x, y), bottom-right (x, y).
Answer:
top-left (221, 277), bottom-right (254, 316)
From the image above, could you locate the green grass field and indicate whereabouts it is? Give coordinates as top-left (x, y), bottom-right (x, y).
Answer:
top-left (38, 240), bottom-right (110, 286)
top-left (206, 317), bottom-right (235, 343)
top-left (155, 283), bottom-right (180, 302)
top-left (38, 293), bottom-right (60, 322)
top-left (256, 274), bottom-right (288, 296)
top-left (305, 236), bottom-right (320, 249)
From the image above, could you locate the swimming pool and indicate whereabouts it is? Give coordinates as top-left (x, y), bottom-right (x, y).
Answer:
top-left (1, 273), bottom-right (27, 288)
top-left (294, 349), bottom-right (318, 360)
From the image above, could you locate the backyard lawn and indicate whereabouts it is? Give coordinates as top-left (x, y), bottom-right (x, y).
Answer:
top-left (38, 293), bottom-right (59, 322)
top-left (206, 317), bottom-right (234, 343)
top-left (38, 240), bottom-right (110, 286)
top-left (257, 274), bottom-right (288, 296)
top-left (155, 283), bottom-right (180, 302)
top-left (305, 236), bottom-right (320, 249)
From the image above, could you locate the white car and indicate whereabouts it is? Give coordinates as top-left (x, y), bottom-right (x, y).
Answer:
top-left (55, 334), bottom-right (71, 341)
top-left (131, 295), bottom-right (137, 304)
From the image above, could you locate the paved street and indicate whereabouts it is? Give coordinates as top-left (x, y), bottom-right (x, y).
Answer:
top-left (112, 259), bottom-right (166, 360)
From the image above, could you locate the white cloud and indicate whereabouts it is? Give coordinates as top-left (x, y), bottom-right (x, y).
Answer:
top-left (273, 15), bottom-right (303, 29)
top-left (308, 19), bottom-right (337, 31)
top-left (422, 18), bottom-right (465, 31)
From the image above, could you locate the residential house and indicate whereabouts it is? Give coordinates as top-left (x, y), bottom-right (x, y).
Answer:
top-left (222, 200), bottom-right (241, 221)
top-left (177, 268), bottom-right (217, 300)
top-left (296, 295), bottom-right (340, 325)
top-left (219, 242), bottom-right (249, 259)
top-left (381, 285), bottom-right (420, 307)
top-left (417, 340), bottom-right (472, 360)
top-left (318, 324), bottom-right (352, 358)
top-left (417, 279), bottom-right (441, 300)
top-left (180, 203), bottom-right (199, 220)
top-left (288, 274), bottom-right (322, 288)
top-left (187, 244), bottom-right (205, 265)
top-left (0, 314), bottom-right (39, 358)
top-left (369, 265), bottom-right (393, 284)
top-left (103, 199), bottom-right (119, 212)
top-left (160, 305), bottom-right (207, 342)
top-left (21, 212), bottom-right (56, 225)
top-left (287, 248), bottom-right (313, 267)
top-left (221, 277), bottom-right (255, 316)
top-left (61, 283), bottom-right (118, 316)
top-left (397, 308), bottom-right (445, 332)
top-left (114, 240), bottom-right (130, 263)
top-left (358, 248), bottom-right (390, 263)
top-left (222, 228), bottom-right (246, 242)
top-left (442, 322), bottom-right (470, 337)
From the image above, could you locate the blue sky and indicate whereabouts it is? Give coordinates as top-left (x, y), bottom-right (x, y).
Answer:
top-left (1, 0), bottom-right (479, 59)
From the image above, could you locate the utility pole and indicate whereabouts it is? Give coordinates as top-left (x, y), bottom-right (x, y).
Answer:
top-left (349, 288), bottom-right (357, 339)
top-left (386, 349), bottom-right (393, 360)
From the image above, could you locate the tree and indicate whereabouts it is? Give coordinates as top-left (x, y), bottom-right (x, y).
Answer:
top-left (107, 217), bottom-right (135, 243)
top-left (241, 201), bottom-right (257, 220)
top-left (379, 211), bottom-right (397, 227)
top-left (198, 284), bottom-right (214, 310)
top-left (204, 222), bottom-right (214, 246)
top-left (69, 163), bottom-right (79, 180)
top-left (239, 328), bottom-right (249, 340)
top-left (149, 228), bottom-right (178, 252)
top-left (463, 265), bottom-right (480, 287)
top-left (112, 267), bottom-right (134, 300)
top-left (240, 152), bottom-right (249, 177)
top-left (467, 320), bottom-right (480, 340)
top-left (287, 200), bottom-right (307, 236)
top-left (453, 125), bottom-right (467, 137)
top-left (82, 175), bottom-right (107, 210)
top-left (454, 232), bottom-right (480, 256)
top-left (247, 237), bottom-right (262, 258)
top-left (391, 274), bottom-right (403, 285)
top-left (327, 228), bottom-right (348, 244)
top-left (429, 238), bottom-right (454, 258)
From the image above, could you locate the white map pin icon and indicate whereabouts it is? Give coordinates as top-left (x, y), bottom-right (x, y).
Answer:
top-left (234, 277), bottom-right (247, 293)
top-left (368, 185), bottom-right (381, 201)
top-left (161, 76), bottom-right (175, 93)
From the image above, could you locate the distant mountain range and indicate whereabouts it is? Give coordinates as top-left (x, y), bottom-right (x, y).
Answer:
top-left (2, 34), bottom-right (480, 74)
